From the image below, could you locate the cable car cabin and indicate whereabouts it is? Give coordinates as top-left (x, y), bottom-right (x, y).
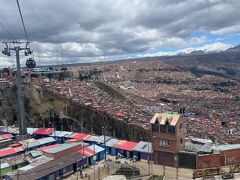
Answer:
top-left (26, 58), bottom-right (36, 69)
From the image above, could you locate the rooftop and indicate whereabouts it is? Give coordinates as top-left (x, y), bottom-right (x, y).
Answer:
top-left (150, 112), bottom-right (180, 126)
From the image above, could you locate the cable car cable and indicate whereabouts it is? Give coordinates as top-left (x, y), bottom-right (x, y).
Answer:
top-left (0, 21), bottom-right (15, 40)
top-left (16, 0), bottom-right (29, 42)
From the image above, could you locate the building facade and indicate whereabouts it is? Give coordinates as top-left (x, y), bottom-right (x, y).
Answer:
top-left (150, 112), bottom-right (185, 167)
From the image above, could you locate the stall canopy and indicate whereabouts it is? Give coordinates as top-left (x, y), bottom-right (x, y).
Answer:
top-left (0, 134), bottom-right (13, 141)
top-left (118, 141), bottom-right (138, 151)
top-left (78, 147), bottom-right (95, 157)
top-left (0, 146), bottom-right (25, 158)
top-left (33, 128), bottom-right (55, 136)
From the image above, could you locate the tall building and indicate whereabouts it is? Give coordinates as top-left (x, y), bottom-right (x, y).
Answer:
top-left (150, 112), bottom-right (185, 167)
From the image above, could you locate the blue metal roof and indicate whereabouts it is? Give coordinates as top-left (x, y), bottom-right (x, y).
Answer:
top-left (87, 144), bottom-right (104, 154)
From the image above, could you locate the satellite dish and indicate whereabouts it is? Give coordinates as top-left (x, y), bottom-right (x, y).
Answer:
top-left (26, 58), bottom-right (36, 69)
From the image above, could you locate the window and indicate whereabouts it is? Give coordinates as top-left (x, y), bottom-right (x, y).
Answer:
top-left (160, 125), bottom-right (167, 133)
top-left (167, 126), bottom-right (176, 134)
top-left (180, 138), bottom-right (183, 144)
top-left (159, 139), bottom-right (169, 147)
top-left (152, 124), bottom-right (159, 132)
top-left (179, 123), bottom-right (183, 129)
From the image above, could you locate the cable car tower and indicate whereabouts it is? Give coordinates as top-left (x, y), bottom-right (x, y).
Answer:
top-left (2, 41), bottom-right (32, 139)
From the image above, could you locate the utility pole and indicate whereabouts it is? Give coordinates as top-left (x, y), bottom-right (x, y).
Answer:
top-left (2, 41), bottom-right (32, 139)
top-left (102, 126), bottom-right (107, 161)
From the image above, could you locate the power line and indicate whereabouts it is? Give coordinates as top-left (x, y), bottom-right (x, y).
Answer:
top-left (0, 21), bottom-right (15, 39)
top-left (16, 0), bottom-right (29, 42)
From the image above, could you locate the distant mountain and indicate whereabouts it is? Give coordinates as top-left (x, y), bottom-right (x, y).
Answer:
top-left (188, 50), bottom-right (206, 55)
top-left (225, 44), bottom-right (240, 52)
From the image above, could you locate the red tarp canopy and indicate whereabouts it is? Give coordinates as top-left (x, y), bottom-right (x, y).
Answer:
top-left (37, 144), bottom-right (60, 151)
top-left (33, 128), bottom-right (55, 135)
top-left (0, 146), bottom-right (24, 158)
top-left (0, 134), bottom-right (13, 140)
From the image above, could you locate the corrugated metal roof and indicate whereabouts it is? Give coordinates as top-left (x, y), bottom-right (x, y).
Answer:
top-left (37, 144), bottom-right (60, 151)
top-left (1, 154), bottom-right (26, 166)
top-left (113, 140), bottom-right (126, 148)
top-left (16, 155), bottom-right (53, 172)
top-left (114, 141), bottom-right (138, 151)
top-left (87, 144), bottom-right (104, 153)
top-left (0, 162), bottom-right (10, 169)
top-left (33, 128), bottom-right (55, 135)
top-left (42, 142), bottom-right (87, 154)
top-left (19, 138), bottom-right (40, 148)
top-left (133, 141), bottom-right (152, 153)
top-left (1, 127), bottom-right (19, 134)
top-left (0, 133), bottom-right (13, 140)
top-left (106, 138), bottom-right (119, 147)
top-left (190, 137), bottom-right (213, 144)
top-left (71, 133), bottom-right (86, 139)
top-left (27, 128), bottom-right (38, 135)
top-left (212, 144), bottom-right (240, 152)
top-left (50, 130), bottom-right (73, 137)
top-left (78, 147), bottom-right (95, 157)
top-left (97, 136), bottom-right (112, 144)
top-left (185, 141), bottom-right (212, 153)
top-left (86, 135), bottom-right (100, 142)
top-left (0, 146), bottom-right (25, 158)
top-left (8, 152), bottom-right (84, 180)
top-left (150, 113), bottom-right (180, 126)
top-left (29, 150), bottom-right (43, 158)
top-left (36, 137), bottom-right (56, 145)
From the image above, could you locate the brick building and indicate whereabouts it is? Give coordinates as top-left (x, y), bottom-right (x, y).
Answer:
top-left (150, 112), bottom-right (185, 167)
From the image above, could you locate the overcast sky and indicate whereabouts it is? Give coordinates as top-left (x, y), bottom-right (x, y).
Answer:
top-left (0, 0), bottom-right (240, 66)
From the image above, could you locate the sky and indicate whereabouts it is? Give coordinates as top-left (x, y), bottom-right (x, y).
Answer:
top-left (0, 0), bottom-right (240, 66)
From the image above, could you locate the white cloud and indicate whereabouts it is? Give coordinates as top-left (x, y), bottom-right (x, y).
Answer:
top-left (0, 0), bottom-right (239, 65)
top-left (139, 42), bottom-right (233, 58)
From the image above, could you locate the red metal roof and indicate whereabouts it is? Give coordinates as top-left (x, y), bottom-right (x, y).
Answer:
top-left (37, 144), bottom-right (60, 151)
top-left (0, 133), bottom-right (13, 140)
top-left (66, 139), bottom-right (82, 143)
top-left (71, 133), bottom-right (91, 140)
top-left (82, 134), bottom-right (92, 140)
top-left (33, 128), bottom-right (55, 135)
top-left (71, 133), bottom-right (86, 139)
top-left (78, 147), bottom-right (95, 157)
top-left (0, 146), bottom-right (24, 158)
top-left (114, 141), bottom-right (138, 151)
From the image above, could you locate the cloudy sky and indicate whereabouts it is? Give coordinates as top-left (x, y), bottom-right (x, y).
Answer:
top-left (0, 0), bottom-right (240, 66)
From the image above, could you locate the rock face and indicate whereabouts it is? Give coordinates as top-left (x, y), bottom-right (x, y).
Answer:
top-left (2, 83), bottom-right (150, 141)
top-left (0, 87), bottom-right (18, 126)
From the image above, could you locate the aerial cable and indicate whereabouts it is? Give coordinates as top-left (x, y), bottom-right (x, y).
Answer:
top-left (16, 0), bottom-right (29, 42)
top-left (0, 21), bottom-right (15, 40)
